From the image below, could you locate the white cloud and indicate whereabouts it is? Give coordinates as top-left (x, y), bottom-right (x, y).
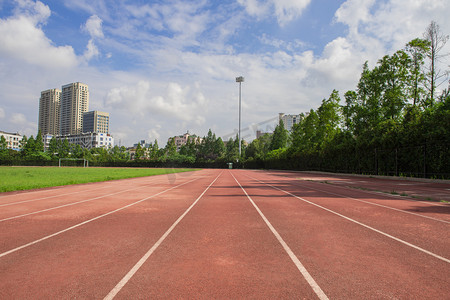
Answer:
top-left (9, 113), bottom-right (36, 136)
top-left (82, 14), bottom-right (104, 38)
top-left (14, 0), bottom-right (51, 24)
top-left (83, 39), bottom-right (100, 61)
top-left (272, 0), bottom-right (311, 26)
top-left (105, 81), bottom-right (208, 124)
top-left (0, 6), bottom-right (78, 68)
top-left (238, 0), bottom-right (311, 25)
top-left (147, 126), bottom-right (161, 142)
top-left (0, 107), bottom-right (5, 119)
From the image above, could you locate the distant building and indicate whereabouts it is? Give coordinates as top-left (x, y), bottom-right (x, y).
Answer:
top-left (168, 132), bottom-right (202, 151)
top-left (133, 140), bottom-right (152, 148)
top-left (60, 82), bottom-right (89, 136)
top-left (55, 132), bottom-right (114, 149)
top-left (83, 111), bottom-right (109, 134)
top-left (0, 131), bottom-right (23, 150)
top-left (256, 130), bottom-right (272, 139)
top-left (279, 113), bottom-right (302, 132)
top-left (39, 89), bottom-right (61, 135)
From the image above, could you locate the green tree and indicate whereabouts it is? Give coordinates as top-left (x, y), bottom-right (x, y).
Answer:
top-left (35, 130), bottom-right (44, 152)
top-left (135, 143), bottom-right (144, 160)
top-left (46, 137), bottom-right (59, 158)
top-left (270, 120), bottom-right (288, 150)
top-left (165, 138), bottom-right (177, 158)
top-left (0, 135), bottom-right (7, 151)
top-left (59, 138), bottom-right (70, 158)
top-left (406, 38), bottom-right (430, 106)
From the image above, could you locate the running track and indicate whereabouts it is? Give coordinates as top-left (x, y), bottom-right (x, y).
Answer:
top-left (0, 169), bottom-right (448, 299)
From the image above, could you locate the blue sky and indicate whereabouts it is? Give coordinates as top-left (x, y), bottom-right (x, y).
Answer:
top-left (0, 0), bottom-right (449, 146)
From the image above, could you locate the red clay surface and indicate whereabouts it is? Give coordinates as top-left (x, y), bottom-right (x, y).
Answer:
top-left (0, 169), bottom-right (448, 299)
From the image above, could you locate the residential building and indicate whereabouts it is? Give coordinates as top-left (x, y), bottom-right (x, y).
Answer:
top-left (38, 89), bottom-right (61, 135)
top-left (83, 111), bottom-right (109, 134)
top-left (0, 131), bottom-right (23, 150)
top-left (279, 113), bottom-right (302, 132)
top-left (60, 82), bottom-right (89, 136)
top-left (133, 140), bottom-right (152, 148)
top-left (42, 134), bottom-right (53, 151)
top-left (55, 132), bottom-right (114, 149)
top-left (168, 132), bottom-right (202, 151)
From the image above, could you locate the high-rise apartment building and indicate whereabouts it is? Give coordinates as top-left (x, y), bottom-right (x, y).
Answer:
top-left (60, 82), bottom-right (89, 135)
top-left (83, 111), bottom-right (109, 134)
top-left (38, 89), bottom-right (61, 135)
top-left (279, 113), bottom-right (302, 132)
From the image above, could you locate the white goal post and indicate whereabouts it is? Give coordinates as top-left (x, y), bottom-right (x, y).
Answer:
top-left (58, 158), bottom-right (89, 167)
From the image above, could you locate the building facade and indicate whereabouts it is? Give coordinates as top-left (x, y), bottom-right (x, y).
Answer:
top-left (54, 132), bottom-right (114, 149)
top-left (169, 132), bottom-right (202, 151)
top-left (83, 111), bottom-right (109, 134)
top-left (38, 89), bottom-right (61, 135)
top-left (60, 82), bottom-right (89, 136)
top-left (279, 113), bottom-right (302, 132)
top-left (0, 131), bottom-right (23, 150)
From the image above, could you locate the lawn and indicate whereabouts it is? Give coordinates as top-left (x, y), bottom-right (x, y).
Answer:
top-left (0, 166), bottom-right (198, 192)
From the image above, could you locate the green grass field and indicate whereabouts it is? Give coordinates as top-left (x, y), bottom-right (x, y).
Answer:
top-left (0, 166), bottom-right (198, 192)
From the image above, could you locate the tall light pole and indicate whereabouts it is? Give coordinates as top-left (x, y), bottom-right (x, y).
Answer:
top-left (236, 76), bottom-right (244, 159)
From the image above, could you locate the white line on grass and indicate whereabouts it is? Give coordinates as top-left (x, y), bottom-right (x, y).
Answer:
top-left (250, 175), bottom-right (450, 264)
top-left (231, 172), bottom-right (329, 300)
top-left (0, 177), bottom-right (201, 259)
top-left (103, 172), bottom-right (222, 300)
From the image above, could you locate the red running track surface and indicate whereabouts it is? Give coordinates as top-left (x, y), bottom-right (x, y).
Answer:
top-left (0, 169), bottom-right (448, 299)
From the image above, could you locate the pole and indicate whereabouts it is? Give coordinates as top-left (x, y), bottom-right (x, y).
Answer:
top-left (238, 80), bottom-right (241, 158)
top-left (235, 76), bottom-right (244, 160)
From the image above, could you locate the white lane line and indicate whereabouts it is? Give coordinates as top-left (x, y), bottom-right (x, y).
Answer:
top-left (231, 172), bottom-right (329, 300)
top-left (250, 176), bottom-right (450, 264)
top-left (0, 175), bottom-right (172, 207)
top-left (0, 185), bottom-right (112, 207)
top-left (0, 185), bottom-right (144, 222)
top-left (0, 177), bottom-right (177, 221)
top-left (0, 177), bottom-right (201, 259)
top-left (290, 181), bottom-right (450, 224)
top-left (103, 172), bottom-right (222, 300)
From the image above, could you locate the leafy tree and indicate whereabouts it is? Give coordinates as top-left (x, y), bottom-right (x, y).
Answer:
top-left (0, 135), bottom-right (7, 151)
top-left (149, 140), bottom-right (160, 160)
top-left (46, 137), bottom-right (59, 157)
top-left (35, 130), bottom-right (44, 152)
top-left (225, 136), bottom-right (239, 162)
top-left (135, 143), bottom-right (144, 160)
top-left (270, 119), bottom-right (288, 150)
top-left (165, 138), bottom-right (177, 158)
top-left (59, 139), bottom-right (70, 158)
top-left (406, 38), bottom-right (430, 106)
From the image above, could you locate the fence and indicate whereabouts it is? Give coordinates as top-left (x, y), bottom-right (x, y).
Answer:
top-left (265, 141), bottom-right (450, 179)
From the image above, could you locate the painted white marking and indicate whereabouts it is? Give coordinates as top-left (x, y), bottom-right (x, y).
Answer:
top-left (0, 177), bottom-right (200, 259)
top-left (103, 172), bottom-right (222, 300)
top-left (290, 181), bottom-right (450, 224)
top-left (251, 176), bottom-right (450, 264)
top-left (0, 185), bottom-right (111, 207)
top-left (231, 172), bottom-right (329, 300)
top-left (0, 186), bottom-right (142, 222)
